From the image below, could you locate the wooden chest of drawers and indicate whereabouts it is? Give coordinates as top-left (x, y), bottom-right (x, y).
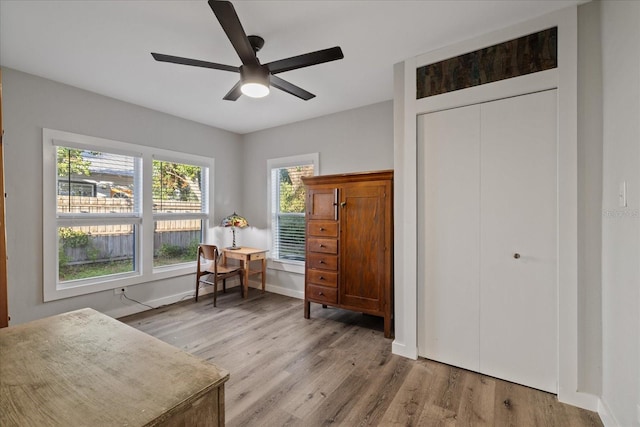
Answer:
top-left (302, 170), bottom-right (393, 338)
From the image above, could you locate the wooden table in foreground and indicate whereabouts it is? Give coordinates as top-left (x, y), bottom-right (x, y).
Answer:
top-left (0, 308), bottom-right (229, 427)
top-left (222, 247), bottom-right (268, 298)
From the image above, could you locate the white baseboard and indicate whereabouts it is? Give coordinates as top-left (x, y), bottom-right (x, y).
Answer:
top-left (264, 282), bottom-right (304, 299)
top-left (392, 340), bottom-right (418, 360)
top-left (598, 398), bottom-right (620, 427)
top-left (105, 289), bottom-right (196, 319)
top-left (104, 279), bottom-right (303, 320)
top-left (230, 279), bottom-right (303, 300)
top-left (558, 389), bottom-right (599, 412)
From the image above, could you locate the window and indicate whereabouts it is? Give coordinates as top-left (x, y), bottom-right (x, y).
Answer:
top-left (268, 154), bottom-right (318, 272)
top-left (55, 147), bottom-right (140, 285)
top-left (152, 159), bottom-right (208, 268)
top-left (43, 129), bottom-right (214, 301)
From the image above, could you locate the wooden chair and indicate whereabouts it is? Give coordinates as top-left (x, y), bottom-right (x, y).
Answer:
top-left (195, 244), bottom-right (244, 307)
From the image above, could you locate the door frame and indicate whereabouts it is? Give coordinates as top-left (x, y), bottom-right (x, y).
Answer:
top-left (0, 68), bottom-right (7, 328)
top-left (392, 6), bottom-right (597, 410)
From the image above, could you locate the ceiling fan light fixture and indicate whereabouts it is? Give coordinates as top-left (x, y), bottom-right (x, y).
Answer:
top-left (240, 65), bottom-right (270, 98)
top-left (241, 82), bottom-right (270, 98)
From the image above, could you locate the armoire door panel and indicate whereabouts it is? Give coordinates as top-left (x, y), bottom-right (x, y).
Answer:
top-left (417, 104), bottom-right (481, 372)
top-left (340, 183), bottom-right (386, 309)
top-left (307, 188), bottom-right (338, 220)
top-left (479, 89), bottom-right (558, 393)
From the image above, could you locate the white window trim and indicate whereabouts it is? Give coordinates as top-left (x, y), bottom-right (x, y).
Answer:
top-left (267, 153), bottom-right (319, 275)
top-left (43, 128), bottom-right (214, 301)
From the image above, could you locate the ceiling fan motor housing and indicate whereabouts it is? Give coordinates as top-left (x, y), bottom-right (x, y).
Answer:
top-left (240, 64), bottom-right (270, 86)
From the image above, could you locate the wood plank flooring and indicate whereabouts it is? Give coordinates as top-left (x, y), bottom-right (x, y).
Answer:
top-left (121, 290), bottom-right (602, 427)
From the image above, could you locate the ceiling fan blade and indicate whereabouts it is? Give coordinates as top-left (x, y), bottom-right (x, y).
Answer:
top-left (266, 46), bottom-right (344, 74)
top-left (208, 0), bottom-right (258, 66)
top-left (151, 53), bottom-right (239, 73)
top-left (223, 81), bottom-right (243, 101)
top-left (271, 76), bottom-right (315, 101)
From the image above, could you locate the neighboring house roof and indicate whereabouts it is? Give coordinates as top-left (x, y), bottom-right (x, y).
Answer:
top-left (83, 151), bottom-right (134, 177)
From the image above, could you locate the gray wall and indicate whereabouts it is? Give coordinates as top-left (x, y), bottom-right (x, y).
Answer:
top-left (577, 0), bottom-right (603, 397)
top-left (599, 1), bottom-right (640, 425)
top-left (577, 0), bottom-right (640, 423)
top-left (3, 68), bottom-right (243, 324)
top-left (240, 101), bottom-right (393, 296)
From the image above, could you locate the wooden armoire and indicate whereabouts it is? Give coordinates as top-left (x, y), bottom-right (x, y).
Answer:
top-left (302, 170), bottom-right (393, 338)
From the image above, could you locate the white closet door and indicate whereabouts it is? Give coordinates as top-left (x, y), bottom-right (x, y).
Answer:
top-left (479, 90), bottom-right (558, 393)
top-left (417, 105), bottom-right (481, 371)
top-left (418, 90), bottom-right (558, 393)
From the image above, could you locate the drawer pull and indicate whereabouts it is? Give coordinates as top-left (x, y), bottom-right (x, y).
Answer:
top-left (318, 292), bottom-right (324, 296)
top-left (319, 260), bottom-right (325, 264)
top-left (319, 244), bottom-right (325, 248)
top-left (319, 276), bottom-right (325, 280)
top-left (320, 227), bottom-right (325, 231)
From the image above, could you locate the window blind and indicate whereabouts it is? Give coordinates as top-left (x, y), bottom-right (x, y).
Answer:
top-left (271, 164), bottom-right (313, 262)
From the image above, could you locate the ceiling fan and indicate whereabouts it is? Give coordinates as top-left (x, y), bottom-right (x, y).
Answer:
top-left (151, 0), bottom-right (344, 101)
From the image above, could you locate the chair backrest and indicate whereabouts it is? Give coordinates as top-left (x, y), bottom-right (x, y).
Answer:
top-left (198, 244), bottom-right (220, 263)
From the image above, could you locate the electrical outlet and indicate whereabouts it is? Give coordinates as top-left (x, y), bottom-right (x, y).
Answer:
top-left (114, 287), bottom-right (127, 295)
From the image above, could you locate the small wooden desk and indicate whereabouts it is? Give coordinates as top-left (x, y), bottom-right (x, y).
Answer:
top-left (222, 247), bottom-right (268, 298)
top-left (0, 308), bottom-right (229, 427)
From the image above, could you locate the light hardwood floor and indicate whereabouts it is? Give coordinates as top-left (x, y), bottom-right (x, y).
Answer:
top-left (121, 289), bottom-right (602, 427)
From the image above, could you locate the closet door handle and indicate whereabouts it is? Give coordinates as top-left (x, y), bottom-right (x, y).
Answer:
top-left (340, 202), bottom-right (346, 208)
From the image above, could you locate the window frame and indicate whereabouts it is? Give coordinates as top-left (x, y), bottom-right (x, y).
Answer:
top-left (267, 153), bottom-right (319, 275)
top-left (43, 128), bottom-right (214, 301)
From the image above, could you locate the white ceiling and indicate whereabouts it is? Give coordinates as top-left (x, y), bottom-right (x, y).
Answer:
top-left (0, 0), bottom-right (582, 134)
